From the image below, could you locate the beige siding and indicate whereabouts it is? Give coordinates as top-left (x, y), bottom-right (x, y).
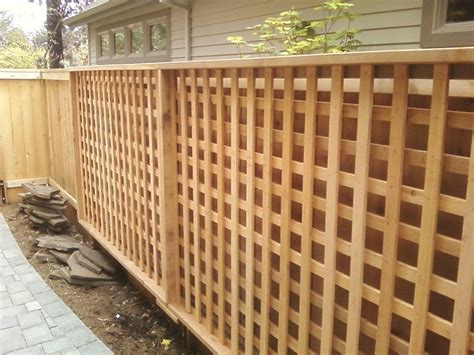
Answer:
top-left (189, 0), bottom-right (423, 60)
top-left (87, 0), bottom-right (423, 64)
top-left (170, 7), bottom-right (186, 61)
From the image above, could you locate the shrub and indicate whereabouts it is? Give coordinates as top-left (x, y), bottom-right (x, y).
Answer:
top-left (227, 0), bottom-right (361, 57)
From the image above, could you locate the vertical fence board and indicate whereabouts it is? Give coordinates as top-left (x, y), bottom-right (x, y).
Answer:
top-left (179, 69), bottom-right (192, 313)
top-left (375, 64), bottom-right (409, 353)
top-left (215, 69), bottom-right (227, 343)
top-left (202, 69), bottom-right (214, 331)
top-left (244, 68), bottom-right (256, 354)
top-left (298, 65), bottom-right (318, 354)
top-left (409, 64), bottom-right (450, 354)
top-left (157, 69), bottom-right (179, 302)
top-left (190, 69), bottom-right (202, 322)
top-left (346, 64), bottom-right (374, 352)
top-left (105, 71), bottom-right (115, 246)
top-left (260, 67), bottom-right (274, 354)
top-left (230, 68), bottom-right (240, 354)
top-left (71, 72), bottom-right (85, 219)
top-left (277, 67), bottom-right (294, 355)
top-left (450, 131), bottom-right (474, 354)
top-left (117, 70), bottom-right (127, 254)
top-left (321, 64), bottom-right (343, 354)
top-left (125, 70), bottom-right (134, 260)
top-left (110, 71), bottom-right (120, 249)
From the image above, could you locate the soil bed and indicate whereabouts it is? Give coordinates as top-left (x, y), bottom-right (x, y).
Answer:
top-left (0, 203), bottom-right (192, 354)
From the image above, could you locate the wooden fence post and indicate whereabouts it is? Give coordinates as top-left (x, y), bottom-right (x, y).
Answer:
top-left (70, 71), bottom-right (86, 220)
top-left (156, 69), bottom-right (180, 304)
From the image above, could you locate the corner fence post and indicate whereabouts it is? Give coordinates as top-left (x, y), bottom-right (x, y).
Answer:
top-left (156, 69), bottom-right (180, 304)
top-left (70, 71), bottom-right (86, 220)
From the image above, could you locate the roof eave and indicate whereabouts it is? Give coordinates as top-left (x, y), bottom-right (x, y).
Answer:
top-left (63, 0), bottom-right (129, 27)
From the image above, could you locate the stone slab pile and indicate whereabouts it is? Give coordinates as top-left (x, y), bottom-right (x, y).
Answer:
top-left (19, 183), bottom-right (69, 233)
top-left (33, 235), bottom-right (118, 287)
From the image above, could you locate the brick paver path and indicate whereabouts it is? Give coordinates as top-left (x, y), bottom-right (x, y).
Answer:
top-left (0, 213), bottom-right (112, 354)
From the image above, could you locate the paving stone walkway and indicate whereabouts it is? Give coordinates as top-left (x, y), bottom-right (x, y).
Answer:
top-left (0, 213), bottom-right (112, 355)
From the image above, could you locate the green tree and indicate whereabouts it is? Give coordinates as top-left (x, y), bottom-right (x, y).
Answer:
top-left (228, 0), bottom-right (361, 57)
top-left (0, 12), bottom-right (45, 69)
top-left (29, 0), bottom-right (92, 68)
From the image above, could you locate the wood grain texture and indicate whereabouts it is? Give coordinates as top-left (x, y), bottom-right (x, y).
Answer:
top-left (320, 65), bottom-right (343, 354)
top-left (346, 64), bottom-right (374, 352)
top-left (3, 50), bottom-right (472, 355)
top-left (409, 64), bottom-right (449, 354)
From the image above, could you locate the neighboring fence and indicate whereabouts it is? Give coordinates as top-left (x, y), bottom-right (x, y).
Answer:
top-left (0, 72), bottom-right (50, 198)
top-left (0, 70), bottom-right (76, 205)
top-left (70, 48), bottom-right (474, 354)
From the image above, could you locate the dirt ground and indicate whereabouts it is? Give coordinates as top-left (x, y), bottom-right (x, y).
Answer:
top-left (0, 203), bottom-right (193, 355)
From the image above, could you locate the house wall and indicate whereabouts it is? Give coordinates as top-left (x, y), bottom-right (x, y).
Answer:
top-left (88, 0), bottom-right (423, 64)
top-left (189, 0), bottom-right (423, 60)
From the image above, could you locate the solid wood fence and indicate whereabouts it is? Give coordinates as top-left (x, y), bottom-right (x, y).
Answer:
top-left (0, 71), bottom-right (76, 204)
top-left (69, 48), bottom-right (473, 354)
top-left (0, 77), bottom-right (49, 188)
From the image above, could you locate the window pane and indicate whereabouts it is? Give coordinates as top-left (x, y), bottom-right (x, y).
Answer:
top-left (130, 26), bottom-right (144, 54)
top-left (150, 22), bottom-right (167, 52)
top-left (100, 34), bottom-right (109, 57)
top-left (114, 31), bottom-right (125, 55)
top-left (447, 0), bottom-right (474, 23)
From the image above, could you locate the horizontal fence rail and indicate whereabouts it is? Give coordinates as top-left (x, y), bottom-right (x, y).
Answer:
top-left (69, 48), bottom-right (474, 354)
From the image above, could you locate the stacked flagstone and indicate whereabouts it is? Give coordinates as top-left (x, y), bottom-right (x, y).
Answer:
top-left (19, 183), bottom-right (69, 233)
top-left (33, 235), bottom-right (118, 286)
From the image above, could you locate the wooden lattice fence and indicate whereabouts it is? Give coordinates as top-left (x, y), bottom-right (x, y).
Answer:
top-left (71, 49), bottom-right (474, 354)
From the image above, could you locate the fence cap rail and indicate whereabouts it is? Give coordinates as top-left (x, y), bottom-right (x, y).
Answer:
top-left (69, 47), bottom-right (474, 72)
top-left (1, 47), bottom-right (472, 78)
top-left (0, 69), bottom-right (41, 80)
top-left (0, 69), bottom-right (69, 80)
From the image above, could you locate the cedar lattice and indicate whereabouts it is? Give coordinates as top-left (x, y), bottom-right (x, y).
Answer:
top-left (73, 56), bottom-right (474, 354)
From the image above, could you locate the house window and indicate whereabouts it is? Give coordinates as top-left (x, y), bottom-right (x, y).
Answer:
top-left (446, 0), bottom-right (474, 22)
top-left (96, 9), bottom-right (170, 64)
top-left (113, 30), bottom-right (125, 56)
top-left (130, 25), bottom-right (144, 54)
top-left (150, 21), bottom-right (167, 52)
top-left (421, 0), bottom-right (474, 47)
top-left (100, 33), bottom-right (109, 57)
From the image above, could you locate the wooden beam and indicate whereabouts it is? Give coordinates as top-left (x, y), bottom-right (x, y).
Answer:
top-left (260, 67), bottom-right (274, 354)
top-left (346, 64), bottom-right (374, 352)
top-left (375, 64), bottom-right (409, 354)
top-left (230, 67), bottom-right (240, 354)
top-left (156, 69), bottom-right (180, 303)
top-left (320, 64), bottom-right (343, 354)
top-left (450, 131), bottom-right (474, 354)
top-left (244, 67), bottom-right (256, 354)
top-left (215, 69), bottom-right (226, 342)
top-left (202, 68), bottom-right (214, 332)
top-left (409, 64), bottom-right (450, 354)
top-left (298, 65), bottom-right (318, 354)
top-left (178, 69), bottom-right (192, 313)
